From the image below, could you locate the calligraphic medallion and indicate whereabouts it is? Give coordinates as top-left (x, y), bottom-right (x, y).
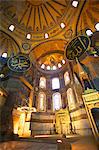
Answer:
top-left (7, 54), bottom-right (31, 72)
top-left (65, 35), bottom-right (91, 60)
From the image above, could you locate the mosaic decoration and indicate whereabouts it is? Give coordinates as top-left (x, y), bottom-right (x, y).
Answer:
top-left (2, 0), bottom-right (69, 32)
top-left (0, 31), bottom-right (20, 57)
top-left (77, 0), bottom-right (99, 32)
top-left (0, 0), bottom-right (74, 41)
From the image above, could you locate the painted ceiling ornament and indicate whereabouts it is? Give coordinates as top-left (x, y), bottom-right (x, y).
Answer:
top-left (7, 54), bottom-right (31, 73)
top-left (22, 43), bottom-right (31, 50)
top-left (50, 56), bottom-right (56, 65)
top-left (64, 29), bottom-right (73, 40)
top-left (65, 35), bottom-right (91, 60)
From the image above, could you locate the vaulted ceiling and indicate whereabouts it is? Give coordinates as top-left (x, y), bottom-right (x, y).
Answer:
top-left (0, 0), bottom-right (99, 71)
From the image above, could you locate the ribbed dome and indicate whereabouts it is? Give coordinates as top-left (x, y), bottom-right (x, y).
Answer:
top-left (1, 0), bottom-right (69, 33)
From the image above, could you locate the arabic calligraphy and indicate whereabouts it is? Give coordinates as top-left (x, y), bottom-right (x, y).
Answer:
top-left (7, 55), bottom-right (31, 72)
top-left (66, 35), bottom-right (90, 60)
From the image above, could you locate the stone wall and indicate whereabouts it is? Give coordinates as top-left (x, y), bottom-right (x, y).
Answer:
top-left (30, 112), bottom-right (55, 135)
top-left (70, 108), bottom-right (92, 136)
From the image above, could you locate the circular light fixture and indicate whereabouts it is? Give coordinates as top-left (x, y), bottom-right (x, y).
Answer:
top-left (95, 23), bottom-right (99, 31)
top-left (94, 54), bottom-right (98, 57)
top-left (86, 29), bottom-right (93, 36)
top-left (0, 90), bottom-right (3, 96)
top-left (57, 140), bottom-right (62, 143)
top-left (0, 74), bottom-right (5, 78)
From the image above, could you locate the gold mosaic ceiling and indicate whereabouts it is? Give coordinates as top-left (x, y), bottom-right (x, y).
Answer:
top-left (0, 0), bottom-right (99, 70)
top-left (0, 31), bottom-right (20, 57)
top-left (1, 0), bottom-right (70, 33)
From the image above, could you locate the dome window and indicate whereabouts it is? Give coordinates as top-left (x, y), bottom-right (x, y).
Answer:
top-left (26, 33), bottom-right (31, 39)
top-left (62, 59), bottom-right (65, 64)
top-left (41, 64), bottom-right (45, 69)
top-left (1, 52), bottom-right (8, 58)
top-left (46, 65), bottom-right (50, 70)
top-left (86, 29), bottom-right (93, 36)
top-left (95, 23), bottom-right (99, 31)
top-left (60, 23), bottom-right (65, 29)
top-left (72, 1), bottom-right (79, 8)
top-left (58, 63), bottom-right (62, 68)
top-left (9, 25), bottom-right (15, 31)
top-left (44, 33), bottom-right (49, 39)
top-left (52, 65), bottom-right (57, 70)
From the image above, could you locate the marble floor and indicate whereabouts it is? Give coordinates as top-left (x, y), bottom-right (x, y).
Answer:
top-left (71, 136), bottom-right (98, 150)
top-left (0, 136), bottom-right (98, 150)
top-left (0, 141), bottom-right (57, 150)
top-left (0, 137), bottom-right (71, 150)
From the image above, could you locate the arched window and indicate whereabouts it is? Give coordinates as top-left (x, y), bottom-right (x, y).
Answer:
top-left (67, 88), bottom-right (75, 110)
top-left (52, 77), bottom-right (60, 90)
top-left (39, 77), bottom-right (46, 89)
top-left (38, 92), bottom-right (46, 111)
top-left (52, 92), bottom-right (62, 111)
top-left (64, 71), bottom-right (70, 85)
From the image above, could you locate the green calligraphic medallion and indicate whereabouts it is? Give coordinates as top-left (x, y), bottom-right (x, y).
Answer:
top-left (7, 54), bottom-right (31, 72)
top-left (65, 35), bottom-right (91, 60)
